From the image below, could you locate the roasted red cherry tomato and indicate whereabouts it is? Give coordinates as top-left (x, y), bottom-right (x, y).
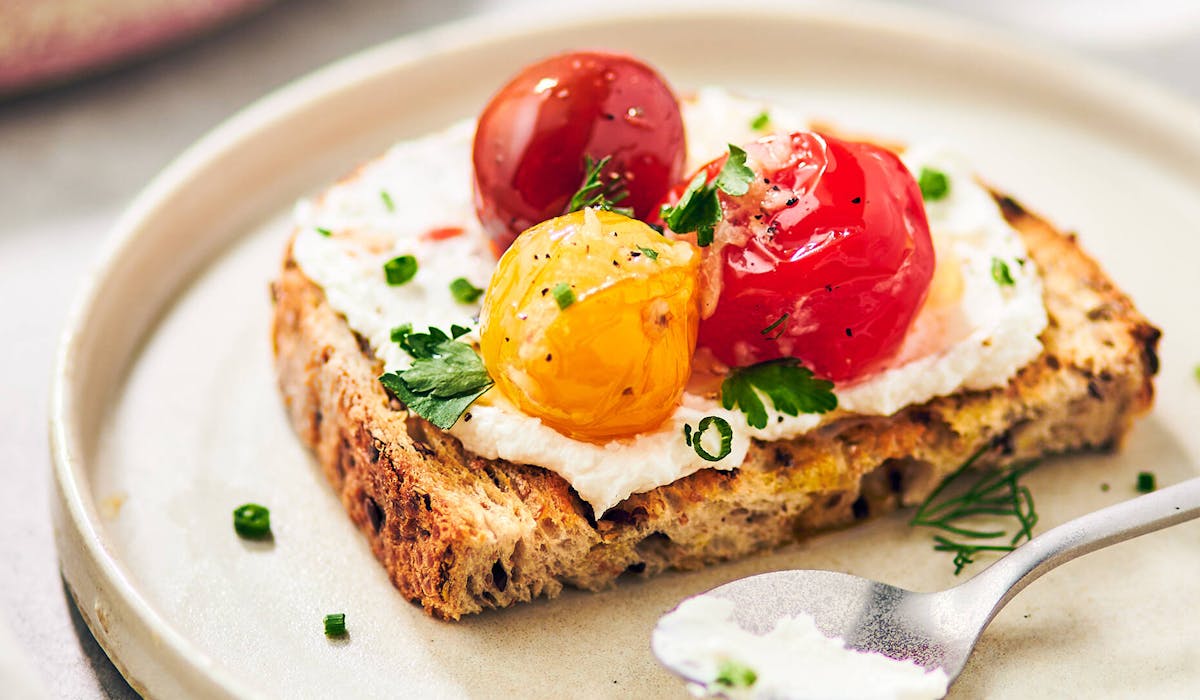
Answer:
top-left (472, 51), bottom-right (685, 254)
top-left (663, 132), bottom-right (935, 383)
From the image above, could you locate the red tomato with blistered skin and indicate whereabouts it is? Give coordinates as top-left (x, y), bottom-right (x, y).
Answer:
top-left (663, 132), bottom-right (934, 383)
top-left (472, 51), bottom-right (685, 254)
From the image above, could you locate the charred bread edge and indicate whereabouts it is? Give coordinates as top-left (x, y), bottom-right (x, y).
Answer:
top-left (270, 192), bottom-right (1159, 620)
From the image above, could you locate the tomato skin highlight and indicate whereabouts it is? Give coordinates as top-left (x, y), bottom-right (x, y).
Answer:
top-left (472, 51), bottom-right (685, 254)
top-left (677, 132), bottom-right (935, 383)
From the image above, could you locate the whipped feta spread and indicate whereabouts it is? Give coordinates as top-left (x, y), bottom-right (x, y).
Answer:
top-left (291, 89), bottom-right (1047, 514)
top-left (653, 596), bottom-right (949, 700)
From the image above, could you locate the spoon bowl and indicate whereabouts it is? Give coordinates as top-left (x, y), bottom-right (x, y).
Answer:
top-left (653, 476), bottom-right (1200, 692)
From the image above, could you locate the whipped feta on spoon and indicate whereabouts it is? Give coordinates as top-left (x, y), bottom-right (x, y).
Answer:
top-left (653, 478), bottom-right (1200, 698)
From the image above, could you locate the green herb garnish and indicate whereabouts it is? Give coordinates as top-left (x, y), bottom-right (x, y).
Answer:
top-left (714, 659), bottom-right (758, 688)
top-left (564, 155), bottom-right (633, 216)
top-left (323, 613), bottom-right (347, 637)
top-left (1193, 364), bottom-right (1200, 383)
top-left (750, 111), bottom-right (771, 131)
top-left (315, 227), bottom-right (333, 237)
top-left (384, 255), bottom-right (418, 286)
top-left (660, 144), bottom-right (754, 246)
top-left (686, 416), bottom-right (733, 461)
top-left (910, 446), bottom-right (1039, 575)
top-left (390, 323), bottom-right (413, 343)
top-left (552, 283), bottom-right (576, 310)
top-left (380, 190), bottom-right (395, 212)
top-left (232, 503), bottom-right (271, 539)
top-left (449, 277), bottom-right (484, 304)
top-left (1136, 471), bottom-right (1157, 493)
top-left (721, 358), bottom-right (837, 430)
top-left (379, 325), bottom-right (492, 429)
top-left (760, 313), bottom-right (790, 339)
top-left (991, 257), bottom-right (1015, 287)
top-left (918, 167), bottom-right (950, 201)
top-left (636, 245), bottom-right (659, 260)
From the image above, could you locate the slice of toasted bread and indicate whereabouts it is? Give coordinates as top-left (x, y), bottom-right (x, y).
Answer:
top-left (270, 192), bottom-right (1158, 620)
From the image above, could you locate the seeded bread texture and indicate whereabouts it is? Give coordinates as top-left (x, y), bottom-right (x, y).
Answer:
top-left (270, 193), bottom-right (1159, 620)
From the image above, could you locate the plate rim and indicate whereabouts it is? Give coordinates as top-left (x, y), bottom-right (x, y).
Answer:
top-left (48, 1), bottom-right (1200, 697)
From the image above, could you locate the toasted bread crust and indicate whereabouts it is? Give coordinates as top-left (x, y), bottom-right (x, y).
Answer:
top-left (271, 193), bottom-right (1158, 620)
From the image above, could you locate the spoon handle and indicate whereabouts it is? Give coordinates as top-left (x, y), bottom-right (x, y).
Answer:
top-left (957, 475), bottom-right (1200, 626)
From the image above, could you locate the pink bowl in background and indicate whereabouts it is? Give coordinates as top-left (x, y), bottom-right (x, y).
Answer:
top-left (0, 0), bottom-right (271, 97)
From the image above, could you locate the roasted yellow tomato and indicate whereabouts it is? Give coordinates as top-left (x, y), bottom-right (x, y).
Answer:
top-left (479, 209), bottom-right (700, 442)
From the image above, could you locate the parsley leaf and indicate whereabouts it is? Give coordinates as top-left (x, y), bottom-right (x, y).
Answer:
top-left (721, 358), bottom-right (837, 429)
top-left (918, 167), bottom-right (950, 201)
top-left (659, 144), bottom-right (754, 246)
top-left (636, 245), bottom-right (659, 260)
top-left (750, 111), bottom-right (770, 131)
top-left (564, 155), bottom-right (633, 216)
top-left (379, 325), bottom-right (493, 430)
top-left (661, 171), bottom-right (722, 245)
top-left (315, 227), bottom-right (333, 237)
top-left (380, 190), bottom-right (396, 212)
top-left (715, 144), bottom-right (753, 196)
top-left (391, 324), bottom-right (468, 358)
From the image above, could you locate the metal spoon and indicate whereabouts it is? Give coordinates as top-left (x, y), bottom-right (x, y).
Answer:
top-left (653, 476), bottom-right (1200, 692)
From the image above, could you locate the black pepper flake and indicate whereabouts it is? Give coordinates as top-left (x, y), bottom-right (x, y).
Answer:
top-left (753, 214), bottom-right (763, 220)
top-left (851, 196), bottom-right (862, 204)
top-left (540, 287), bottom-right (549, 296)
top-left (545, 353), bottom-right (552, 362)
top-left (631, 251), bottom-right (641, 258)
top-left (825, 284), bottom-right (833, 292)
top-left (603, 112), bottom-right (615, 120)
top-left (763, 177), bottom-right (771, 184)
top-left (845, 328), bottom-right (853, 337)
top-left (612, 260), bottom-right (619, 266)
top-left (771, 185), bottom-right (780, 191)
top-left (785, 197), bottom-right (798, 206)
top-left (464, 412), bottom-right (472, 422)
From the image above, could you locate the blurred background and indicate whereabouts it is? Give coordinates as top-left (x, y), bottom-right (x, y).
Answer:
top-left (1, 0), bottom-right (1197, 696)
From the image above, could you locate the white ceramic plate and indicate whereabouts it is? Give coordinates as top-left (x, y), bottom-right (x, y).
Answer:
top-left (51, 2), bottom-right (1200, 698)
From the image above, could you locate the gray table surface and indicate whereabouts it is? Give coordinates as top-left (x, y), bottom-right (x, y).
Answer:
top-left (2, 1), bottom-right (1197, 697)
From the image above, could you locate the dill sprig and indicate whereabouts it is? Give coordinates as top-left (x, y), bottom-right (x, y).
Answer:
top-left (564, 155), bottom-right (633, 216)
top-left (910, 445), bottom-right (1040, 575)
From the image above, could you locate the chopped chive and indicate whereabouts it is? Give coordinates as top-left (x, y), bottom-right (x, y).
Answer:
top-left (636, 245), bottom-right (659, 260)
top-left (315, 227), bottom-right (333, 237)
top-left (324, 613), bottom-right (347, 637)
top-left (691, 416), bottom-right (733, 462)
top-left (750, 111), bottom-right (770, 131)
top-left (1136, 471), bottom-right (1156, 493)
top-left (384, 255), bottom-right (418, 285)
top-left (380, 190), bottom-right (395, 212)
top-left (233, 503), bottom-right (271, 539)
top-left (714, 659), bottom-right (757, 688)
top-left (760, 313), bottom-right (790, 338)
top-left (449, 277), bottom-right (484, 304)
top-left (551, 283), bottom-right (575, 310)
top-left (918, 167), bottom-right (950, 201)
top-left (991, 257), bottom-right (1015, 286)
